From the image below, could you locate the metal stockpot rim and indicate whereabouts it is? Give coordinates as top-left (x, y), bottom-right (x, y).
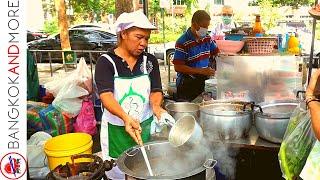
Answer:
top-left (165, 102), bottom-right (200, 113)
top-left (199, 103), bottom-right (252, 116)
top-left (117, 141), bottom-right (216, 180)
top-left (254, 100), bottom-right (298, 119)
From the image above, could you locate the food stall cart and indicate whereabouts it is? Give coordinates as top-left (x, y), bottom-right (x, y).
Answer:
top-left (216, 55), bottom-right (303, 103)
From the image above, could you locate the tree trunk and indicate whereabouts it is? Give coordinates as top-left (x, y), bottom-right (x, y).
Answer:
top-left (55, 0), bottom-right (71, 50)
top-left (132, 0), bottom-right (139, 11)
top-left (115, 0), bottom-right (133, 18)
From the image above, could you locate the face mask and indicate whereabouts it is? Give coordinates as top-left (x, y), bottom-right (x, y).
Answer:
top-left (196, 27), bottom-right (208, 38)
top-left (222, 16), bottom-right (232, 25)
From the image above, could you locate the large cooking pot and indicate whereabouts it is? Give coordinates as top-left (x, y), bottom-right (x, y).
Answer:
top-left (199, 101), bottom-right (253, 140)
top-left (117, 141), bottom-right (217, 180)
top-left (254, 100), bottom-right (298, 143)
top-left (165, 102), bottom-right (200, 121)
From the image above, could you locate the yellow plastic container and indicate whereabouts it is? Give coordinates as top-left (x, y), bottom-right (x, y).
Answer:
top-left (44, 133), bottom-right (93, 170)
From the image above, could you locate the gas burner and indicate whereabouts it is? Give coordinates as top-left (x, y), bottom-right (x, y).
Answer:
top-left (46, 154), bottom-right (114, 180)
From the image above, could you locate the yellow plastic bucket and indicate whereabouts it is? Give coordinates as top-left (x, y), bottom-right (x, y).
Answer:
top-left (44, 133), bottom-right (93, 170)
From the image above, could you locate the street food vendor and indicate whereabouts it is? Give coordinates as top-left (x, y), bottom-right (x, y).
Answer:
top-left (94, 10), bottom-right (170, 179)
top-left (211, 5), bottom-right (237, 39)
top-left (173, 10), bottom-right (219, 102)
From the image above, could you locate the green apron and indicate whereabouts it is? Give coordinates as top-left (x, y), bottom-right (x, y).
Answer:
top-left (100, 54), bottom-right (153, 159)
top-left (108, 116), bottom-right (152, 157)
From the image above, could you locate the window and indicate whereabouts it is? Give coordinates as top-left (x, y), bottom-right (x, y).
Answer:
top-left (84, 32), bottom-right (102, 40)
top-left (98, 32), bottom-right (112, 40)
top-left (70, 30), bottom-right (87, 41)
top-left (214, 0), bottom-right (224, 5)
top-left (173, 0), bottom-right (185, 5)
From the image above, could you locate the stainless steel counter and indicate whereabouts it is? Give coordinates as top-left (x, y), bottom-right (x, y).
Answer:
top-left (216, 55), bottom-right (303, 103)
top-left (151, 125), bottom-right (280, 151)
top-left (206, 126), bottom-right (280, 151)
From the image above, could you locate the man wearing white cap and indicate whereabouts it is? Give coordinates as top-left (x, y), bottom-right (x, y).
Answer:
top-left (95, 10), bottom-right (173, 179)
top-left (211, 5), bottom-right (237, 39)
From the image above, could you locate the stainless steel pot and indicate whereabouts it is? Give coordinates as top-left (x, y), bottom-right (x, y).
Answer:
top-left (199, 102), bottom-right (253, 140)
top-left (165, 102), bottom-right (200, 121)
top-left (117, 141), bottom-right (217, 180)
top-left (254, 100), bottom-right (298, 143)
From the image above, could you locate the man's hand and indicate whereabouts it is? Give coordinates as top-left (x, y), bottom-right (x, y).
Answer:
top-left (124, 116), bottom-right (143, 145)
top-left (201, 67), bottom-right (215, 76)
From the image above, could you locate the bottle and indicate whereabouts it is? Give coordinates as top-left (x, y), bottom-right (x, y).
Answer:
top-left (252, 15), bottom-right (263, 36)
top-left (287, 33), bottom-right (300, 55)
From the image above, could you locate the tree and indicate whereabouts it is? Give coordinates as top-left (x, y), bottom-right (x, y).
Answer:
top-left (259, 0), bottom-right (283, 30)
top-left (115, 0), bottom-right (133, 18)
top-left (70, 0), bottom-right (115, 22)
top-left (249, 0), bottom-right (314, 8)
top-left (55, 0), bottom-right (71, 50)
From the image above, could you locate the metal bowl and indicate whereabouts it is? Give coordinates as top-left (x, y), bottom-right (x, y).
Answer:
top-left (165, 102), bottom-right (200, 121)
top-left (254, 100), bottom-right (298, 143)
top-left (169, 115), bottom-right (203, 149)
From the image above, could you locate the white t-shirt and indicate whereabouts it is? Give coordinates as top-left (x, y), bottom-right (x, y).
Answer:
top-left (211, 21), bottom-right (237, 36)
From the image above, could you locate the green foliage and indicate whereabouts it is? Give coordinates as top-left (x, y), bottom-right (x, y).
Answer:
top-left (149, 33), bottom-right (180, 44)
top-left (316, 23), bottom-right (320, 40)
top-left (43, 17), bottom-right (59, 35)
top-left (150, 14), bottom-right (192, 43)
top-left (149, 0), bottom-right (161, 16)
top-left (70, 0), bottom-right (115, 21)
top-left (249, 0), bottom-right (313, 8)
top-left (259, 0), bottom-right (283, 30)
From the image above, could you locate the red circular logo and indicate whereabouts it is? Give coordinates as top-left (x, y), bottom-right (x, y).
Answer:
top-left (0, 152), bottom-right (27, 179)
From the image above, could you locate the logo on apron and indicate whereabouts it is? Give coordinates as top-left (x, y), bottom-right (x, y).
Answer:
top-left (119, 84), bottom-right (146, 119)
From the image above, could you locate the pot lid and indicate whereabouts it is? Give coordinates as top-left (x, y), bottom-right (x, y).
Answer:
top-left (256, 100), bottom-right (298, 119)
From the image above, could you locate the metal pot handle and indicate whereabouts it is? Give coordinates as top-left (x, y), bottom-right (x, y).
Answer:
top-left (296, 90), bottom-right (306, 99)
top-left (104, 159), bottom-right (115, 171)
top-left (252, 104), bottom-right (263, 113)
top-left (125, 147), bottom-right (140, 157)
top-left (242, 101), bottom-right (255, 111)
top-left (202, 92), bottom-right (214, 102)
top-left (203, 159), bottom-right (217, 169)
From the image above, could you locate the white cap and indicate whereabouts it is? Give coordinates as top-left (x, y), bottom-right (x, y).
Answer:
top-left (115, 10), bottom-right (157, 33)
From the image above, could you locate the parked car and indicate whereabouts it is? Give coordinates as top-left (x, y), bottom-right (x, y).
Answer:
top-left (27, 28), bottom-right (117, 63)
top-left (70, 23), bottom-right (116, 34)
top-left (27, 30), bottom-right (48, 42)
top-left (70, 23), bottom-right (103, 29)
top-left (152, 41), bottom-right (175, 64)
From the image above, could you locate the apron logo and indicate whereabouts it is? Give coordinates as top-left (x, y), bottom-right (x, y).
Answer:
top-left (119, 85), bottom-right (146, 119)
top-left (140, 60), bottom-right (153, 74)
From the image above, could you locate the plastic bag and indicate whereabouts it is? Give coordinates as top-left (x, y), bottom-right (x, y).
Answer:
top-left (278, 104), bottom-right (316, 180)
top-left (27, 131), bottom-right (52, 168)
top-left (73, 98), bottom-right (97, 135)
top-left (50, 58), bottom-right (93, 117)
top-left (44, 57), bottom-right (92, 96)
top-left (300, 141), bottom-right (320, 180)
top-left (52, 83), bottom-right (88, 117)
